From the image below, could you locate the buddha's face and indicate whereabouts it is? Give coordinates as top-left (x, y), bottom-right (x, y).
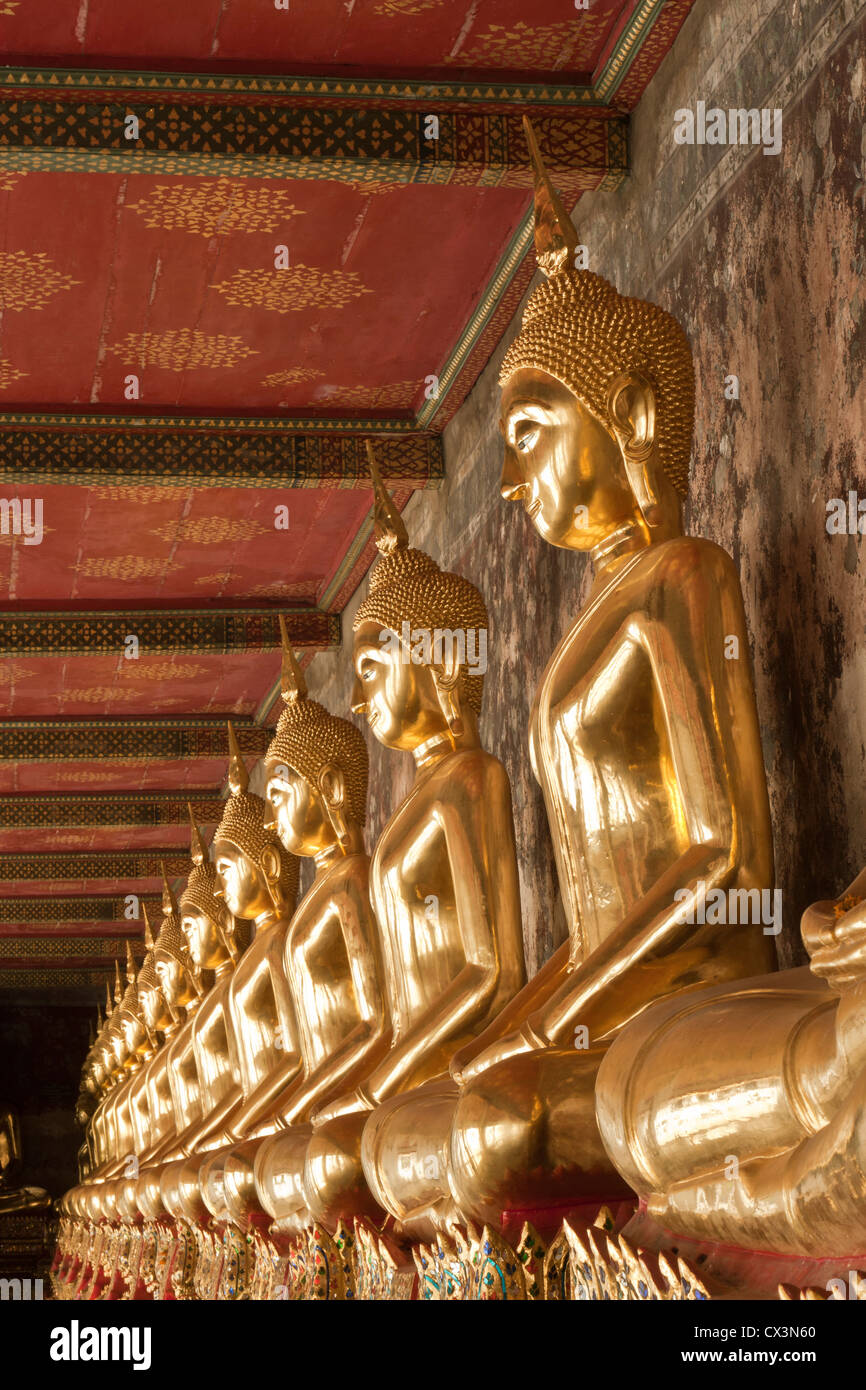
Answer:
top-left (110, 1030), bottom-right (128, 1069)
top-left (500, 368), bottom-right (635, 550)
top-left (121, 1013), bottom-right (144, 1060)
top-left (139, 983), bottom-right (165, 1033)
top-left (181, 908), bottom-right (224, 972)
top-left (265, 761), bottom-right (330, 856)
top-left (213, 838), bottom-right (272, 919)
top-left (154, 951), bottom-right (189, 1008)
top-left (352, 619), bottom-right (447, 750)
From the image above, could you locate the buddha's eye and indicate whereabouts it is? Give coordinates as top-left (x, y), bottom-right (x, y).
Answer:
top-left (515, 424), bottom-right (540, 454)
top-left (360, 660), bottom-right (377, 682)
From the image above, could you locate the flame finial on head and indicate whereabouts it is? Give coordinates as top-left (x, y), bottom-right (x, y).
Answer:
top-left (125, 939), bottom-right (136, 984)
top-left (161, 861), bottom-right (179, 916)
top-left (188, 803), bottom-right (209, 867)
top-left (142, 902), bottom-right (155, 953)
top-left (96, 1003), bottom-right (103, 1032)
top-left (227, 721), bottom-right (250, 796)
top-left (366, 441), bottom-right (408, 556)
top-left (113, 959), bottom-right (123, 1005)
top-left (523, 115), bottom-right (578, 279)
top-left (279, 614), bottom-right (308, 705)
top-left (104, 980), bottom-right (113, 1019)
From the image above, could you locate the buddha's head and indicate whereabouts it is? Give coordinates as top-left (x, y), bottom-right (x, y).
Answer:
top-left (352, 446), bottom-right (488, 752)
top-left (113, 941), bottom-right (152, 1067)
top-left (180, 805), bottom-right (241, 973)
top-left (499, 118), bottom-right (694, 555)
top-left (153, 866), bottom-right (200, 1012)
top-left (213, 723), bottom-right (300, 922)
top-left (265, 619), bottom-right (368, 858)
top-left (105, 962), bottom-right (130, 1075)
top-left (136, 904), bottom-right (172, 1034)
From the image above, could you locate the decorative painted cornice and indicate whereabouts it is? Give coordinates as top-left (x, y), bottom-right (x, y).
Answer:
top-left (1, 718), bottom-right (272, 763)
top-left (0, 418), bottom-right (443, 488)
top-left (0, 792), bottom-right (222, 830)
top-left (0, 100), bottom-right (620, 182)
top-left (0, 850), bottom-right (190, 882)
top-left (0, 68), bottom-right (601, 106)
top-left (0, 894), bottom-right (160, 925)
top-left (0, 609), bottom-right (340, 657)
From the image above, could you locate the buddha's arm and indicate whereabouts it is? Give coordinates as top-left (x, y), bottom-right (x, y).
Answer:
top-left (364, 756), bottom-right (520, 1103)
top-left (278, 887), bottom-right (392, 1124)
top-left (225, 1051), bottom-right (302, 1140)
top-left (179, 1005), bottom-right (246, 1153)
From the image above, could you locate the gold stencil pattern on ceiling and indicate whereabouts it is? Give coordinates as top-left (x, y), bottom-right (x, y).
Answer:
top-left (244, 579), bottom-right (320, 602)
top-left (0, 173), bottom-right (22, 191)
top-left (55, 768), bottom-right (143, 784)
top-left (0, 251), bottom-right (80, 312)
top-left (74, 556), bottom-right (181, 582)
top-left (374, 0), bottom-right (443, 14)
top-left (149, 516), bottom-right (269, 545)
top-left (193, 570), bottom-right (232, 587)
top-left (322, 380), bottom-right (419, 408)
top-left (261, 367), bottom-right (324, 388)
top-left (106, 329), bottom-right (258, 371)
top-left (126, 180), bottom-right (306, 236)
top-left (210, 266), bottom-right (372, 314)
top-left (0, 360), bottom-right (27, 392)
top-left (94, 485), bottom-right (186, 505)
top-left (0, 662), bottom-right (36, 683)
top-left (122, 662), bottom-right (207, 682)
top-left (64, 687), bottom-right (145, 704)
top-left (446, 17), bottom-right (608, 68)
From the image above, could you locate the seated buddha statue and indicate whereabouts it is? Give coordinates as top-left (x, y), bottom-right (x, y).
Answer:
top-left (91, 963), bottom-right (136, 1180)
top-left (134, 878), bottom-right (205, 1169)
top-left (0, 1105), bottom-right (50, 1213)
top-left (167, 727), bottom-right (299, 1221)
top-left (124, 905), bottom-right (184, 1163)
top-left (596, 866), bottom-right (866, 1259)
top-left (305, 447), bottom-right (526, 1240)
top-left (228, 623), bottom-right (389, 1233)
top-left (444, 119), bottom-right (777, 1231)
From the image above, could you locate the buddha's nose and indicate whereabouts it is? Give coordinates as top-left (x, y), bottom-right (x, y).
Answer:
top-left (350, 676), bottom-right (366, 714)
top-left (500, 448), bottom-right (527, 501)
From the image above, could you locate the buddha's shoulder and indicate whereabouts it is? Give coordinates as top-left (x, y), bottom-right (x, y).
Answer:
top-left (427, 746), bottom-right (510, 791)
top-left (640, 535), bottom-right (737, 586)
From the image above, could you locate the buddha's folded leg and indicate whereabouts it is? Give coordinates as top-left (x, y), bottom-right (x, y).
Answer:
top-left (449, 1045), bottom-right (631, 1229)
top-left (360, 1074), bottom-right (463, 1242)
top-left (254, 1126), bottom-right (314, 1235)
top-left (649, 1064), bottom-right (866, 1257)
top-left (595, 965), bottom-right (833, 1202)
top-left (304, 1112), bottom-right (387, 1232)
top-left (222, 1138), bottom-right (271, 1228)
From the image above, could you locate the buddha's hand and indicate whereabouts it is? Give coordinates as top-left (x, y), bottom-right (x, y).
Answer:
top-left (802, 890), bottom-right (866, 991)
top-left (452, 1022), bottom-right (542, 1085)
top-left (310, 1086), bottom-right (375, 1129)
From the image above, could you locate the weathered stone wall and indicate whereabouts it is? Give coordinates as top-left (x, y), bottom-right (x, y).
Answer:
top-left (300, 0), bottom-right (866, 974)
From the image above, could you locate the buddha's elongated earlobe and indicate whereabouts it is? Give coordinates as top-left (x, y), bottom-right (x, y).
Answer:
top-left (260, 844), bottom-right (286, 913)
top-left (318, 764), bottom-right (351, 853)
top-left (606, 371), bottom-right (662, 528)
top-left (432, 638), bottom-right (465, 742)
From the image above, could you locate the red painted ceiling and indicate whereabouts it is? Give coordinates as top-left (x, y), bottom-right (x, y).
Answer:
top-left (0, 172), bottom-right (526, 414)
top-left (1, 0), bottom-right (633, 81)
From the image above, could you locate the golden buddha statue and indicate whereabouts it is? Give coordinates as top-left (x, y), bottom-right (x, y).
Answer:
top-left (165, 727), bottom-right (298, 1225)
top-left (234, 623), bottom-right (389, 1233)
top-left (0, 1105), bottom-right (50, 1212)
top-left (305, 447), bottom-right (526, 1240)
top-left (443, 118), bottom-right (777, 1231)
top-left (597, 865), bottom-right (866, 1259)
